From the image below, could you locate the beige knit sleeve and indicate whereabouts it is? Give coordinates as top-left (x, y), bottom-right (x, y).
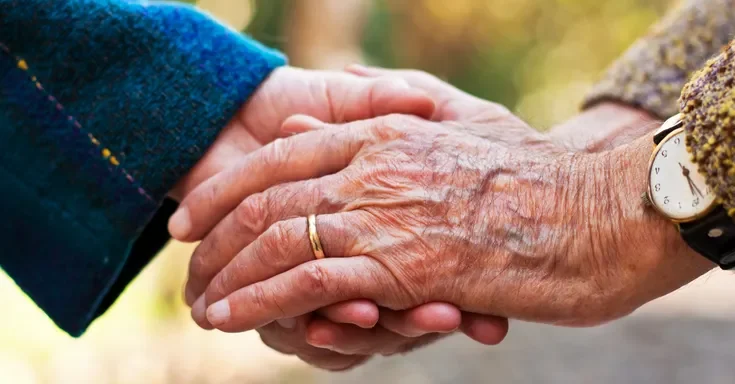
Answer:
top-left (583, 0), bottom-right (735, 119)
top-left (680, 42), bottom-right (735, 214)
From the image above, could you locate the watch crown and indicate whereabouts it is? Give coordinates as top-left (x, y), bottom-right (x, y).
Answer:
top-left (653, 113), bottom-right (684, 144)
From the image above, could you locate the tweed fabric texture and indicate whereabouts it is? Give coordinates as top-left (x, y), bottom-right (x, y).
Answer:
top-left (583, 0), bottom-right (735, 119)
top-left (0, 0), bottom-right (285, 336)
top-left (680, 41), bottom-right (735, 215)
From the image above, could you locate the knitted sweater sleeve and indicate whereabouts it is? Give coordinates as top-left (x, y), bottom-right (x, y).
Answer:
top-left (0, 0), bottom-right (285, 336)
top-left (582, 0), bottom-right (735, 215)
top-left (582, 0), bottom-right (735, 119)
top-left (680, 42), bottom-right (735, 216)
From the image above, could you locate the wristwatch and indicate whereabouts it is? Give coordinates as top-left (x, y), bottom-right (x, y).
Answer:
top-left (646, 113), bottom-right (735, 269)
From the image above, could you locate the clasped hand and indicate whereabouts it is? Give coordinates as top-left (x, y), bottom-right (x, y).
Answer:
top-left (168, 65), bottom-right (514, 370)
top-left (168, 65), bottom-right (713, 371)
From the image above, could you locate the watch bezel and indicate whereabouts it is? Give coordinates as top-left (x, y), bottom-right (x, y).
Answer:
top-left (646, 127), bottom-right (718, 223)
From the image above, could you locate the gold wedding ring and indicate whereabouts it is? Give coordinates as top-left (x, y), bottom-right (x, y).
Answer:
top-left (307, 214), bottom-right (326, 259)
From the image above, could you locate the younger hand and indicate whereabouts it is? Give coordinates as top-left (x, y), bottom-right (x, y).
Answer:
top-left (169, 66), bottom-right (435, 201)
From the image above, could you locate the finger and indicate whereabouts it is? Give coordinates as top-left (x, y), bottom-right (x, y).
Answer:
top-left (183, 175), bottom-right (345, 305)
top-left (257, 318), bottom-right (370, 371)
top-left (328, 75), bottom-right (436, 122)
top-left (305, 318), bottom-right (444, 356)
top-left (346, 65), bottom-right (470, 103)
top-left (190, 295), bottom-right (214, 330)
top-left (317, 300), bottom-right (380, 329)
top-left (460, 312), bottom-right (509, 346)
top-left (257, 317), bottom-right (310, 356)
top-left (378, 303), bottom-right (462, 337)
top-left (345, 65), bottom-right (501, 122)
top-left (206, 256), bottom-right (398, 332)
top-left (169, 122), bottom-right (372, 243)
top-left (298, 353), bottom-right (370, 372)
top-left (281, 114), bottom-right (324, 135)
top-left (278, 300), bottom-right (380, 332)
top-left (194, 299), bottom-right (380, 332)
top-left (202, 212), bottom-right (369, 309)
top-left (279, 74), bottom-right (439, 135)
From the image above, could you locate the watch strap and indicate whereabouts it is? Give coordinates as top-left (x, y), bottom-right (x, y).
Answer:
top-left (679, 206), bottom-right (735, 269)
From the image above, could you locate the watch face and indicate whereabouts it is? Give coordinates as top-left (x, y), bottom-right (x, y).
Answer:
top-left (648, 128), bottom-right (717, 222)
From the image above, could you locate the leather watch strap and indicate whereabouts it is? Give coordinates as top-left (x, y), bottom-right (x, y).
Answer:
top-left (679, 207), bottom-right (735, 269)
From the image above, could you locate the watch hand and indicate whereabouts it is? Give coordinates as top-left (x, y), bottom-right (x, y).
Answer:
top-left (686, 178), bottom-right (696, 196)
top-left (691, 179), bottom-right (705, 198)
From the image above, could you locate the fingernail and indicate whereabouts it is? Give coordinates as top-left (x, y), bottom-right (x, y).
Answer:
top-left (307, 338), bottom-right (333, 350)
top-left (192, 295), bottom-right (207, 320)
top-left (207, 299), bottom-right (231, 326)
top-left (306, 328), bottom-right (334, 350)
top-left (276, 318), bottom-right (297, 329)
top-left (168, 208), bottom-right (191, 239)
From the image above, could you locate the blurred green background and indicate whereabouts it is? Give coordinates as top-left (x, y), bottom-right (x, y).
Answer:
top-left (0, 0), bottom-right (686, 383)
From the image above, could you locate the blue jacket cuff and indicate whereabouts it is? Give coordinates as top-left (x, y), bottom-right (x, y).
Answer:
top-left (0, 0), bottom-right (285, 336)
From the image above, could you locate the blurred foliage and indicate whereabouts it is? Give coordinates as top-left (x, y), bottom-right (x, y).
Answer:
top-left (362, 0), bottom-right (669, 127)
top-left (0, 0), bottom-right (674, 383)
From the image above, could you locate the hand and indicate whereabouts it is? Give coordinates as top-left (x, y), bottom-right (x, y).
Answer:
top-left (169, 66), bottom-right (435, 201)
top-left (173, 67), bottom-right (655, 362)
top-left (168, 66), bottom-right (507, 369)
top-left (264, 66), bottom-right (548, 357)
top-left (174, 113), bottom-right (713, 333)
top-left (253, 304), bottom-right (506, 371)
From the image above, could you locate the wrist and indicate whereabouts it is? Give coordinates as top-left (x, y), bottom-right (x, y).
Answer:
top-left (549, 102), bottom-right (658, 153)
top-left (593, 135), bottom-right (714, 313)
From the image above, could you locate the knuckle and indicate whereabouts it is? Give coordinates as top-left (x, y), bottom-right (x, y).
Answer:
top-left (369, 115), bottom-right (411, 141)
top-left (234, 194), bottom-right (269, 234)
top-left (258, 222), bottom-right (295, 261)
top-left (302, 180), bottom-right (341, 213)
top-left (263, 137), bottom-right (292, 168)
top-left (250, 283), bottom-right (270, 313)
top-left (301, 263), bottom-right (332, 296)
top-left (189, 184), bottom-right (218, 214)
top-left (206, 268), bottom-right (235, 301)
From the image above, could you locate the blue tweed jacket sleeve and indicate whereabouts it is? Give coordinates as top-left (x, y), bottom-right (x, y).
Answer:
top-left (0, 0), bottom-right (285, 336)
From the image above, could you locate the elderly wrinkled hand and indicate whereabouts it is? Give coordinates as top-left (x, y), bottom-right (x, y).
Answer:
top-left (169, 66), bottom-right (510, 370)
top-left (172, 87), bottom-right (713, 334)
